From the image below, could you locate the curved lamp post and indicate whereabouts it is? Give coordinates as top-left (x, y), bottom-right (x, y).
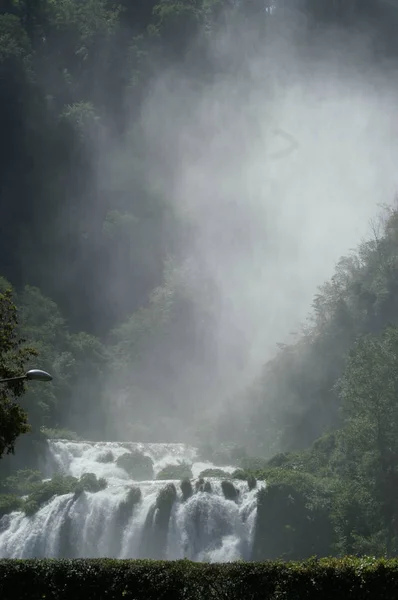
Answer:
top-left (0, 369), bottom-right (53, 384)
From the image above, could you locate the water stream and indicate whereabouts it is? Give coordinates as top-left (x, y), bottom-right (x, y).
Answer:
top-left (0, 440), bottom-right (262, 561)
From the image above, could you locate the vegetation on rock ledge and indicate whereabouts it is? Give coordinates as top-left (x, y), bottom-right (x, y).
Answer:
top-left (157, 463), bottom-right (193, 480)
top-left (116, 451), bottom-right (154, 480)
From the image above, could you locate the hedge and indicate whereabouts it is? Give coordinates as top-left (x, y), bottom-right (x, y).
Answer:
top-left (0, 557), bottom-right (398, 600)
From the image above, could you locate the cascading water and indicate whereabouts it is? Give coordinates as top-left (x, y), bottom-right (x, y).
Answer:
top-left (0, 440), bottom-right (263, 561)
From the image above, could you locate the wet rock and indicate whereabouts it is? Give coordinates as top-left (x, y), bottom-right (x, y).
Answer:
top-left (221, 480), bottom-right (238, 501)
top-left (180, 479), bottom-right (193, 501)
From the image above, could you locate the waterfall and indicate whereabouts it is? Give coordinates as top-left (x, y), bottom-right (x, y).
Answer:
top-left (0, 440), bottom-right (263, 561)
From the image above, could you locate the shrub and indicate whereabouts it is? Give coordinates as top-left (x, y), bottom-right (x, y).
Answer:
top-left (252, 470), bottom-right (335, 561)
top-left (198, 468), bottom-right (229, 478)
top-left (116, 451), bottom-right (154, 480)
top-left (23, 499), bottom-right (39, 516)
top-left (231, 469), bottom-right (247, 480)
top-left (0, 494), bottom-right (23, 518)
top-left (156, 463), bottom-right (192, 480)
top-left (266, 452), bottom-right (295, 469)
top-left (0, 469), bottom-right (42, 495)
top-left (25, 475), bottom-right (79, 512)
top-left (229, 469), bottom-right (256, 490)
top-left (22, 473), bottom-right (107, 515)
top-left (40, 428), bottom-right (81, 441)
top-left (74, 473), bottom-right (107, 497)
top-left (1, 557), bottom-right (398, 600)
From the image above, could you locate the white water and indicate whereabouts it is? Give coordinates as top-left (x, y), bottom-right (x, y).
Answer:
top-left (0, 440), bottom-right (262, 562)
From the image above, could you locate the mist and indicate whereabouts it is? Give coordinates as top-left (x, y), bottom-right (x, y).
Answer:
top-left (93, 8), bottom-right (398, 444)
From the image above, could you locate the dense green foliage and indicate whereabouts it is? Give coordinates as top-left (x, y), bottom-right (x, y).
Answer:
top-left (0, 288), bottom-right (37, 457)
top-left (244, 209), bottom-right (398, 455)
top-left (1, 557), bottom-right (398, 599)
top-left (0, 471), bottom-right (107, 517)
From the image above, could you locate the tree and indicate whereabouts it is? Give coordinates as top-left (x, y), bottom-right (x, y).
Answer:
top-left (337, 326), bottom-right (398, 555)
top-left (0, 287), bottom-right (37, 457)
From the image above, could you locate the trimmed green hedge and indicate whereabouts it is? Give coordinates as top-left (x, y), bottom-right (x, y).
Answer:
top-left (0, 557), bottom-right (398, 600)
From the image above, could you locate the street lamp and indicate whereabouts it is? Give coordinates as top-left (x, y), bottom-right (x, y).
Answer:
top-left (0, 369), bottom-right (53, 384)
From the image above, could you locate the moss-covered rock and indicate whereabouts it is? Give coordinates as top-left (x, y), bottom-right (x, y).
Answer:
top-left (199, 468), bottom-right (229, 478)
top-left (25, 475), bottom-right (79, 513)
top-left (151, 483), bottom-right (178, 558)
top-left (74, 473), bottom-right (107, 497)
top-left (221, 480), bottom-right (238, 501)
top-left (58, 510), bottom-right (74, 558)
top-left (22, 473), bottom-right (107, 515)
top-left (247, 475), bottom-right (257, 491)
top-left (110, 486), bottom-right (142, 557)
top-left (116, 451), bottom-right (154, 480)
top-left (195, 478), bottom-right (205, 492)
top-left (156, 483), bottom-right (177, 512)
top-left (0, 494), bottom-right (23, 518)
top-left (126, 486), bottom-right (142, 506)
top-left (96, 450), bottom-right (114, 463)
top-left (180, 479), bottom-right (193, 501)
top-left (117, 486), bottom-right (142, 522)
top-left (24, 500), bottom-right (39, 516)
top-left (203, 481), bottom-right (212, 493)
top-left (156, 463), bottom-right (193, 480)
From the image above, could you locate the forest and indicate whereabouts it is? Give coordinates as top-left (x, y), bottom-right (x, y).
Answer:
top-left (2, 0), bottom-right (398, 561)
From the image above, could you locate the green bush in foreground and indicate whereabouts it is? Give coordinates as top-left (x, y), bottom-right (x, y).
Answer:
top-left (0, 557), bottom-right (398, 600)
